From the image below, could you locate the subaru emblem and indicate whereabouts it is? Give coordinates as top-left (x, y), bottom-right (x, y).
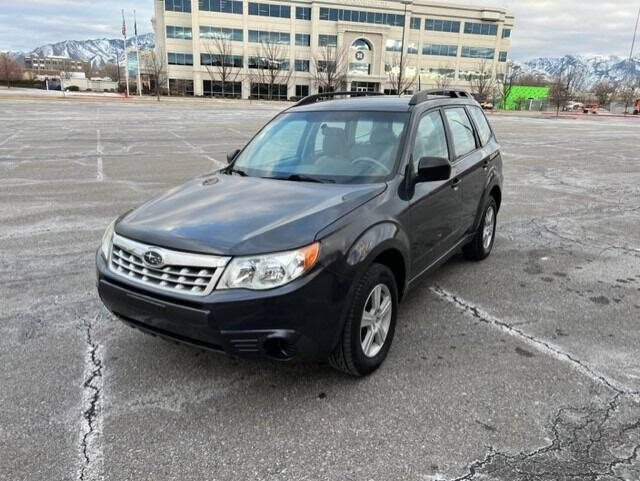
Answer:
top-left (143, 251), bottom-right (164, 267)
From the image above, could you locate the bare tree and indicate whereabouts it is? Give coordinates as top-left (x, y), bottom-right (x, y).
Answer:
top-left (434, 73), bottom-right (452, 90)
top-left (202, 34), bottom-right (241, 98)
top-left (248, 39), bottom-right (293, 100)
top-left (497, 62), bottom-right (520, 110)
top-left (386, 53), bottom-right (416, 95)
top-left (562, 64), bottom-right (587, 100)
top-left (311, 44), bottom-right (348, 94)
top-left (144, 48), bottom-right (168, 101)
top-left (548, 76), bottom-right (570, 117)
top-left (618, 81), bottom-right (639, 114)
top-left (591, 81), bottom-right (617, 109)
top-left (467, 60), bottom-right (496, 102)
top-left (82, 62), bottom-right (96, 80)
top-left (0, 54), bottom-right (21, 88)
top-left (98, 63), bottom-right (119, 81)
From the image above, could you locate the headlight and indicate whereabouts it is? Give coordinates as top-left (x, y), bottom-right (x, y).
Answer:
top-left (100, 219), bottom-right (116, 260)
top-left (218, 243), bottom-right (319, 290)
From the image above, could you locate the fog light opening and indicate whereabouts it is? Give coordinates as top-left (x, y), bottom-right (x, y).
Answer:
top-left (263, 337), bottom-right (297, 361)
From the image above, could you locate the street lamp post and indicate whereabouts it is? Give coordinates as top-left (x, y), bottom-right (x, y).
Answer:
top-left (398, 1), bottom-right (411, 96)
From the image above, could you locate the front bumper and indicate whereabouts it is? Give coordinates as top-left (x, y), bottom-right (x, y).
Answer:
top-left (96, 251), bottom-right (352, 361)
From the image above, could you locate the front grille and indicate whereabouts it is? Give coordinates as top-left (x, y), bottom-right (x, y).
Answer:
top-left (109, 234), bottom-right (230, 296)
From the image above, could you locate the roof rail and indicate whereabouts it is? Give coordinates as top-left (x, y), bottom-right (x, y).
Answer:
top-left (409, 89), bottom-right (473, 106)
top-left (294, 91), bottom-right (385, 107)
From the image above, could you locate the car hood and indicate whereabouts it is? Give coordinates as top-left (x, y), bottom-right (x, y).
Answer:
top-left (115, 173), bottom-right (386, 256)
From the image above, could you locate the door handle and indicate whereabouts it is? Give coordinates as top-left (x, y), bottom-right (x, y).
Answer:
top-left (451, 178), bottom-right (461, 191)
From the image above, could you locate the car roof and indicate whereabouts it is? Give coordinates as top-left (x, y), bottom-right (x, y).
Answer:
top-left (286, 94), bottom-right (479, 113)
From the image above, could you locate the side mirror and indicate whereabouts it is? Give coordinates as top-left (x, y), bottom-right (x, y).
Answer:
top-left (226, 149), bottom-right (241, 163)
top-left (416, 157), bottom-right (451, 183)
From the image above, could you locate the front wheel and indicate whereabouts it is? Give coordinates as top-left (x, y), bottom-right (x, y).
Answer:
top-left (329, 264), bottom-right (398, 376)
top-left (462, 197), bottom-right (497, 261)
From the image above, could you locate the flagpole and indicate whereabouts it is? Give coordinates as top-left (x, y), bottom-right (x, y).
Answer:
top-left (134, 10), bottom-right (142, 96)
top-left (630, 7), bottom-right (640, 60)
top-left (122, 9), bottom-right (130, 98)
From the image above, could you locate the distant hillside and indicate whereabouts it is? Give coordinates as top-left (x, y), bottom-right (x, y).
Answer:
top-left (10, 33), bottom-right (155, 68)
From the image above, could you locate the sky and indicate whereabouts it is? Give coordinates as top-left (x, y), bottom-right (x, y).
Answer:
top-left (1, 0), bottom-right (640, 60)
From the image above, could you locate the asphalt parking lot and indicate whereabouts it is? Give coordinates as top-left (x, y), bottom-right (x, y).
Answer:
top-left (1, 98), bottom-right (639, 481)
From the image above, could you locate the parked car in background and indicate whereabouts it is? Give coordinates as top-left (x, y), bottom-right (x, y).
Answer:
top-left (96, 90), bottom-right (503, 376)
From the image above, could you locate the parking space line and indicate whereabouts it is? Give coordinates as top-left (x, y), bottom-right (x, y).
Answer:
top-left (170, 130), bottom-right (222, 168)
top-left (0, 131), bottom-right (18, 147)
top-left (96, 130), bottom-right (104, 182)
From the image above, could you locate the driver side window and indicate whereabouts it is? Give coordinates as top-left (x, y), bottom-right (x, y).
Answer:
top-left (412, 111), bottom-right (449, 172)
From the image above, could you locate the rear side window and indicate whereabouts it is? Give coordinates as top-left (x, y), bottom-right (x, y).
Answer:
top-left (412, 111), bottom-right (449, 172)
top-left (468, 106), bottom-right (493, 145)
top-left (444, 108), bottom-right (477, 158)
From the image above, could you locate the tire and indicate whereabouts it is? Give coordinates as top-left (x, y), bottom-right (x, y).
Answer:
top-left (329, 263), bottom-right (398, 376)
top-left (462, 197), bottom-right (498, 261)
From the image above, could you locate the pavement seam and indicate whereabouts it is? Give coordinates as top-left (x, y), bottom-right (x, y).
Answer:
top-left (78, 314), bottom-right (104, 481)
top-left (430, 285), bottom-right (639, 400)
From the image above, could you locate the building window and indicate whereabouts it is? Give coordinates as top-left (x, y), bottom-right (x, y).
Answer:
top-left (407, 42), bottom-right (418, 54)
top-left (348, 63), bottom-right (371, 75)
top-left (203, 80), bottom-right (242, 98)
top-left (166, 26), bottom-right (193, 40)
top-left (296, 6), bottom-right (311, 20)
top-left (498, 51), bottom-right (507, 62)
top-left (502, 28), bottom-right (511, 38)
top-left (464, 22), bottom-right (498, 36)
top-left (295, 33), bottom-right (311, 47)
top-left (248, 30), bottom-right (290, 44)
top-left (422, 67), bottom-right (456, 78)
top-left (351, 38), bottom-right (371, 50)
top-left (425, 19), bottom-right (460, 33)
top-left (318, 34), bottom-right (337, 47)
top-left (461, 46), bottom-right (495, 59)
top-left (248, 56), bottom-right (289, 70)
top-left (169, 79), bottom-right (194, 95)
top-left (200, 26), bottom-right (243, 41)
top-left (165, 0), bottom-right (191, 13)
top-left (385, 39), bottom-right (402, 52)
top-left (295, 59), bottom-right (310, 72)
top-left (296, 85), bottom-right (309, 97)
top-left (319, 7), bottom-right (404, 27)
top-left (200, 54), bottom-right (243, 67)
top-left (199, 0), bottom-right (242, 14)
top-left (168, 52), bottom-right (193, 65)
top-left (410, 17), bottom-right (420, 29)
top-left (317, 60), bottom-right (335, 73)
top-left (422, 44), bottom-right (458, 57)
top-left (248, 2), bottom-right (291, 18)
top-left (251, 83), bottom-right (288, 100)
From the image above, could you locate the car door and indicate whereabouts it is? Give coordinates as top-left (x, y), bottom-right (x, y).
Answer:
top-left (442, 107), bottom-right (484, 233)
top-left (408, 109), bottom-right (463, 278)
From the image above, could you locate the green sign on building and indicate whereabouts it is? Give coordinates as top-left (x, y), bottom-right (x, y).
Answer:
top-left (504, 85), bottom-right (549, 110)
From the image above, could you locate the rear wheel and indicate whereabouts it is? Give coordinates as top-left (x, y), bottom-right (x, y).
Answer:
top-left (329, 264), bottom-right (398, 376)
top-left (462, 197), bottom-right (497, 261)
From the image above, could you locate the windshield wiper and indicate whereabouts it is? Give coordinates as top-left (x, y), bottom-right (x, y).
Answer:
top-left (225, 167), bottom-right (247, 176)
top-left (266, 174), bottom-right (335, 184)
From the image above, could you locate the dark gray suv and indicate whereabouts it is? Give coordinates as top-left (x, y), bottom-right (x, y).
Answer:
top-left (96, 90), bottom-right (503, 376)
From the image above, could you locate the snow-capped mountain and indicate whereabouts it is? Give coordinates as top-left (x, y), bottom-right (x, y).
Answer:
top-left (515, 54), bottom-right (640, 85)
top-left (13, 34), bottom-right (155, 68)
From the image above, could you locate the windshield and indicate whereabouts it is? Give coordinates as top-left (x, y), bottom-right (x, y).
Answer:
top-left (231, 111), bottom-right (409, 184)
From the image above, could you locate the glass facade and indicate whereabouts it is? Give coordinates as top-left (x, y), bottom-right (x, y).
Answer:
top-left (199, 0), bottom-right (242, 14)
top-left (385, 39), bottom-right (402, 52)
top-left (295, 33), bottom-right (311, 47)
top-left (502, 28), bottom-right (511, 38)
top-left (248, 57), bottom-right (289, 70)
top-left (425, 19), bottom-right (460, 33)
top-left (166, 26), bottom-right (193, 40)
top-left (318, 34), bottom-right (337, 47)
top-left (461, 46), bottom-right (495, 59)
top-left (168, 52), bottom-right (194, 65)
top-left (319, 8), bottom-right (404, 27)
top-left (410, 17), bottom-right (421, 29)
top-left (296, 6), bottom-right (311, 20)
top-left (248, 2), bottom-right (290, 18)
top-left (203, 80), bottom-right (242, 97)
top-left (295, 59), bottom-right (310, 72)
top-left (498, 51), bottom-right (507, 62)
top-left (464, 22), bottom-right (498, 36)
top-left (165, 0), bottom-right (191, 12)
top-left (423, 44), bottom-right (458, 57)
top-left (251, 83), bottom-right (288, 100)
top-left (295, 85), bottom-right (309, 98)
top-left (407, 42), bottom-right (418, 54)
top-left (200, 53), bottom-right (243, 67)
top-left (248, 30), bottom-right (290, 44)
top-left (200, 26), bottom-right (243, 41)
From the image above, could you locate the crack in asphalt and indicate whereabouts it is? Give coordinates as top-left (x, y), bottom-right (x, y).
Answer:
top-left (78, 315), bottom-right (104, 481)
top-left (431, 286), bottom-right (640, 480)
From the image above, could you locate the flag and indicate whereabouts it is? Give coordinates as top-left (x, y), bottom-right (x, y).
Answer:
top-left (121, 10), bottom-right (127, 38)
top-left (134, 10), bottom-right (138, 37)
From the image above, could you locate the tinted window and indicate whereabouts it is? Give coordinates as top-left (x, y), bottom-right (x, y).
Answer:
top-left (412, 111), bottom-right (449, 171)
top-left (468, 107), bottom-right (492, 146)
top-left (444, 108), bottom-right (477, 158)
